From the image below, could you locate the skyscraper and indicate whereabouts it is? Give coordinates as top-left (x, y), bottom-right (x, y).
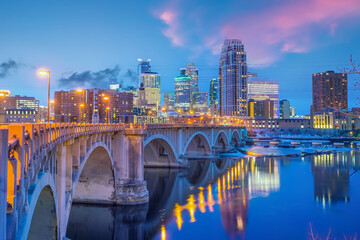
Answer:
top-left (174, 75), bottom-right (191, 111)
top-left (164, 91), bottom-right (175, 111)
top-left (248, 99), bottom-right (274, 119)
top-left (209, 78), bottom-right (219, 115)
top-left (248, 79), bottom-right (279, 118)
top-left (191, 91), bottom-right (209, 113)
top-left (312, 71), bottom-right (348, 112)
top-left (141, 72), bottom-right (161, 113)
top-left (209, 78), bottom-right (219, 106)
top-left (185, 63), bottom-right (199, 93)
top-left (219, 39), bottom-right (248, 116)
top-left (279, 99), bottom-right (291, 119)
top-left (137, 59), bottom-right (151, 87)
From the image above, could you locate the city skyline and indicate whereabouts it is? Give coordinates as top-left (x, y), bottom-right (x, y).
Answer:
top-left (0, 0), bottom-right (360, 115)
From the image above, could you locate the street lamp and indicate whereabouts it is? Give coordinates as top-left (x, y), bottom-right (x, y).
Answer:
top-left (79, 103), bottom-right (85, 123)
top-left (103, 96), bottom-right (110, 123)
top-left (38, 69), bottom-right (51, 123)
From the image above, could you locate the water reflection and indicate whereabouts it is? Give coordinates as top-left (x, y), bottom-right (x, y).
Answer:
top-left (66, 151), bottom-right (360, 239)
top-left (311, 151), bottom-right (360, 207)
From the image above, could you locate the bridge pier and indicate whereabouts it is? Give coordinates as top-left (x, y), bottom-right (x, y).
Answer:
top-left (113, 127), bottom-right (149, 205)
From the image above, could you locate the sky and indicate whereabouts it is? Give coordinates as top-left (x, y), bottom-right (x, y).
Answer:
top-left (0, 0), bottom-right (360, 115)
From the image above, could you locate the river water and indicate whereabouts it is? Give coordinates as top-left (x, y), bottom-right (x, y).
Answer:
top-left (67, 151), bottom-right (360, 239)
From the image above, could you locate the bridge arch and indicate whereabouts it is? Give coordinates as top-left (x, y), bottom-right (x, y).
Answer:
top-left (214, 130), bottom-right (230, 152)
top-left (230, 130), bottom-right (241, 147)
top-left (72, 142), bottom-right (116, 204)
top-left (183, 132), bottom-right (212, 155)
top-left (144, 134), bottom-right (178, 167)
top-left (18, 172), bottom-right (58, 240)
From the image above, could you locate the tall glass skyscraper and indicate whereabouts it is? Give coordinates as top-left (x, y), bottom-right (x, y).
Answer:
top-left (174, 75), bottom-right (191, 111)
top-left (218, 39), bottom-right (248, 116)
top-left (185, 63), bottom-right (199, 93)
top-left (248, 79), bottom-right (279, 118)
top-left (209, 78), bottom-right (219, 106)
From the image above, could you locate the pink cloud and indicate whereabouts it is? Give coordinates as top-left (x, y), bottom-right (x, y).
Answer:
top-left (153, 0), bottom-right (186, 47)
top-left (153, 0), bottom-right (360, 66)
top-left (208, 0), bottom-right (360, 66)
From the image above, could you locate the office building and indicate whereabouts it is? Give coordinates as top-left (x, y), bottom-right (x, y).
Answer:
top-left (54, 89), bottom-right (133, 123)
top-left (209, 78), bottom-right (219, 115)
top-left (164, 91), bottom-right (175, 111)
top-left (219, 39), bottom-right (248, 116)
top-left (248, 99), bottom-right (274, 119)
top-left (174, 75), bottom-right (191, 112)
top-left (140, 72), bottom-right (161, 114)
top-left (185, 63), bottom-right (199, 93)
top-left (290, 107), bottom-right (295, 117)
top-left (280, 100), bottom-right (291, 119)
top-left (192, 91), bottom-right (209, 113)
top-left (312, 71), bottom-right (348, 112)
top-left (248, 79), bottom-right (279, 118)
top-left (0, 92), bottom-right (40, 122)
top-left (5, 107), bottom-right (38, 123)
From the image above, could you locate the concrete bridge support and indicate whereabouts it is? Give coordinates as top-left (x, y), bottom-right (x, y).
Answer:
top-left (113, 127), bottom-right (149, 205)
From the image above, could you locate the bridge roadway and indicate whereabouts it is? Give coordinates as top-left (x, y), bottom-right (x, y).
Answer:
top-left (0, 122), bottom-right (246, 240)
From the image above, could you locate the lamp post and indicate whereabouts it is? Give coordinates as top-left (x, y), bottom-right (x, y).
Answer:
top-left (38, 70), bottom-right (51, 123)
top-left (79, 103), bottom-right (85, 123)
top-left (104, 96), bottom-right (110, 123)
top-left (77, 89), bottom-right (85, 123)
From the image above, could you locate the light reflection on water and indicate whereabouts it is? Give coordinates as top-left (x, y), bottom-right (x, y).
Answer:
top-left (66, 151), bottom-right (360, 240)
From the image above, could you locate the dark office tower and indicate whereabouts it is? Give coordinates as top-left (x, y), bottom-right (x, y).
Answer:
top-left (280, 99), bottom-right (290, 119)
top-left (219, 39), bottom-right (248, 116)
top-left (209, 78), bottom-right (219, 106)
top-left (312, 71), bottom-right (348, 112)
top-left (137, 59), bottom-right (151, 87)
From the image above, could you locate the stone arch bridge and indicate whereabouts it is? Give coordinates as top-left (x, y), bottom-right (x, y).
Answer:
top-left (0, 123), bottom-right (246, 240)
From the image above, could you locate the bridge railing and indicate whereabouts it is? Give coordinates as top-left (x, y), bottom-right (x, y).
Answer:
top-left (2, 122), bottom-right (127, 223)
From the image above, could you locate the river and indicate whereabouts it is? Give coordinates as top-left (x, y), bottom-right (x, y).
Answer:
top-left (66, 150), bottom-right (360, 239)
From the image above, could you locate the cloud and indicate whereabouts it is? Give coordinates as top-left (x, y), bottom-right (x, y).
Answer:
top-left (154, 0), bottom-right (360, 67)
top-left (0, 60), bottom-right (18, 78)
top-left (58, 66), bottom-right (137, 89)
top-left (155, 6), bottom-right (185, 47)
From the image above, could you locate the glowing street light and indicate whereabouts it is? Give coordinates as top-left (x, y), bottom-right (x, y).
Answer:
top-left (103, 96), bottom-right (110, 123)
top-left (38, 69), bottom-right (51, 123)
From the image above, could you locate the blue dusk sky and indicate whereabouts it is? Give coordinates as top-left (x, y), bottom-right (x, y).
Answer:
top-left (0, 0), bottom-right (360, 115)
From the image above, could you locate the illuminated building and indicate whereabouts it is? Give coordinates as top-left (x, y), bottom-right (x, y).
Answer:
top-left (219, 39), bottom-right (248, 116)
top-left (38, 106), bottom-right (48, 122)
top-left (175, 75), bottom-right (191, 112)
top-left (279, 100), bottom-right (290, 119)
top-left (54, 89), bottom-right (133, 123)
top-left (312, 71), bottom-right (348, 112)
top-left (185, 63), bottom-right (199, 94)
top-left (0, 93), bottom-right (40, 122)
top-left (290, 106), bottom-right (295, 117)
top-left (140, 72), bottom-right (161, 114)
top-left (5, 107), bottom-right (37, 123)
top-left (164, 91), bottom-right (175, 111)
top-left (248, 79), bottom-right (279, 118)
top-left (209, 78), bottom-right (219, 115)
top-left (191, 91), bottom-right (208, 113)
top-left (248, 99), bottom-right (274, 119)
